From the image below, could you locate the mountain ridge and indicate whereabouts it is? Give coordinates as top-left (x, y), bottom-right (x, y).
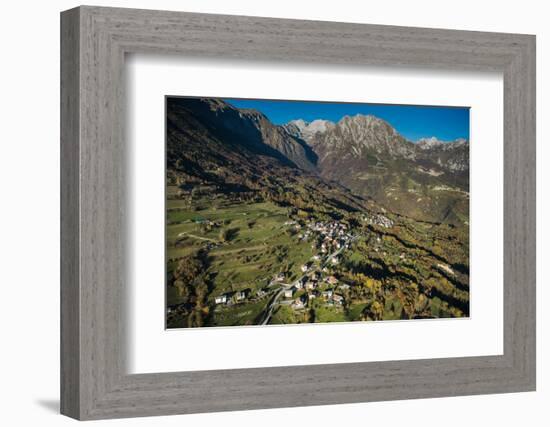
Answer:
top-left (169, 97), bottom-right (318, 171)
top-left (169, 98), bottom-right (469, 225)
top-left (278, 111), bottom-right (469, 225)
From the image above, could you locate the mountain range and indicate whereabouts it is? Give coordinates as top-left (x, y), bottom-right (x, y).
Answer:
top-left (167, 97), bottom-right (469, 225)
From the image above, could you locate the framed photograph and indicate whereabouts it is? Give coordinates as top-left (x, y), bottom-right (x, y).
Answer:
top-left (61, 6), bottom-right (536, 420)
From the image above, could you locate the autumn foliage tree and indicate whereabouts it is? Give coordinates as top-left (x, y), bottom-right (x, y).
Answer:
top-left (171, 250), bottom-right (212, 327)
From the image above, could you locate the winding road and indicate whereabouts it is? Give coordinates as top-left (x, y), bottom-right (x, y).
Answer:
top-left (259, 233), bottom-right (360, 325)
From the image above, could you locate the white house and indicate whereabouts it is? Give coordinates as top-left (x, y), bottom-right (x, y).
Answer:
top-left (322, 289), bottom-right (334, 299)
top-left (215, 295), bottom-right (227, 305)
top-left (283, 288), bottom-right (294, 298)
top-left (305, 281), bottom-right (316, 290)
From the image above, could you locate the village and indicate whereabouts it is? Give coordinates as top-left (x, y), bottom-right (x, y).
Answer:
top-left (212, 217), bottom-right (363, 324)
top-left (166, 187), bottom-right (469, 327)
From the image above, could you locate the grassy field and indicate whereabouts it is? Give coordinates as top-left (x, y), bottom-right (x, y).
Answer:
top-left (166, 190), bottom-right (315, 325)
top-left (166, 182), bottom-right (469, 328)
top-left (166, 200), bottom-right (312, 293)
top-left (212, 299), bottom-right (268, 327)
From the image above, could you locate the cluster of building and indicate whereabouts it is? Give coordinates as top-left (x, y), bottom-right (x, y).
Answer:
top-left (296, 269), bottom-right (337, 289)
top-left (309, 221), bottom-right (352, 253)
top-left (275, 219), bottom-right (359, 310)
top-left (279, 271), bottom-right (352, 309)
top-left (280, 283), bottom-right (348, 310)
top-left (213, 284), bottom-right (276, 307)
top-left (213, 289), bottom-right (250, 306)
top-left (193, 218), bottom-right (218, 226)
top-left (212, 218), bottom-right (360, 313)
top-left (362, 213), bottom-right (394, 229)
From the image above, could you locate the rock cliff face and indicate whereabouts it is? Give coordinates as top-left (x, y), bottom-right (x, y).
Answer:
top-left (167, 97), bottom-right (318, 172)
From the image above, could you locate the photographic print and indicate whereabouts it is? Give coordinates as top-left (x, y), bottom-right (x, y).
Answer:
top-left (166, 97), bottom-right (470, 328)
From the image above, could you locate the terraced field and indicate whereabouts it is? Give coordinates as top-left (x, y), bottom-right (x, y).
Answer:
top-left (166, 190), bottom-right (317, 327)
top-left (166, 185), bottom-right (468, 328)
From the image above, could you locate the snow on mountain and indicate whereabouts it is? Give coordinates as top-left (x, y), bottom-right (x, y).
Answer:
top-left (417, 136), bottom-right (444, 150)
top-left (307, 119), bottom-right (334, 134)
top-left (417, 137), bottom-right (468, 151)
top-left (283, 118), bottom-right (335, 142)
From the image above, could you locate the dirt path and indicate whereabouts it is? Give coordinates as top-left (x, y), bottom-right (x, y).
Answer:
top-left (178, 232), bottom-right (217, 243)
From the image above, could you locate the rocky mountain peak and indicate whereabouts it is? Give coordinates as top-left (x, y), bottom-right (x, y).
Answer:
top-left (283, 118), bottom-right (335, 142)
top-left (447, 138), bottom-right (468, 149)
top-left (307, 119), bottom-right (335, 134)
top-left (337, 114), bottom-right (401, 142)
top-left (414, 137), bottom-right (469, 172)
top-left (416, 137), bottom-right (469, 151)
top-left (167, 97), bottom-right (471, 226)
top-left (417, 136), bottom-right (443, 150)
top-left (309, 113), bottom-right (414, 160)
top-left (339, 113), bottom-right (390, 127)
top-left (239, 108), bottom-right (269, 123)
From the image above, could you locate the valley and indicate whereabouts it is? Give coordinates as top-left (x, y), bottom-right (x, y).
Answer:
top-left (165, 97), bottom-right (470, 328)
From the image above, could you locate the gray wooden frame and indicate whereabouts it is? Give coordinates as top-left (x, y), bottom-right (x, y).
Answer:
top-left (60, 5), bottom-right (536, 420)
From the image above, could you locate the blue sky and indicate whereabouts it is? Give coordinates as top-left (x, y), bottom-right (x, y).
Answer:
top-left (224, 98), bottom-right (469, 142)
